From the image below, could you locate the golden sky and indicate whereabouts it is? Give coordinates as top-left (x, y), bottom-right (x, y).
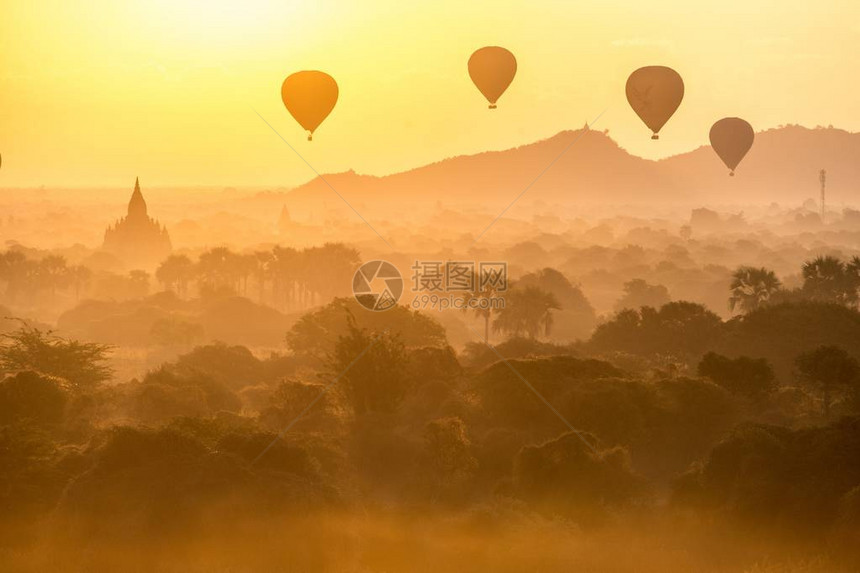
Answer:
top-left (0, 0), bottom-right (857, 188)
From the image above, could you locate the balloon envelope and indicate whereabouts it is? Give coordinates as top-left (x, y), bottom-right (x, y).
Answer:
top-left (709, 117), bottom-right (754, 175)
top-left (626, 66), bottom-right (684, 139)
top-left (281, 71), bottom-right (338, 140)
top-left (468, 46), bottom-right (517, 108)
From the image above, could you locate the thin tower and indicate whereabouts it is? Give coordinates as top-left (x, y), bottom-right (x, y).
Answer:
top-left (819, 169), bottom-right (827, 220)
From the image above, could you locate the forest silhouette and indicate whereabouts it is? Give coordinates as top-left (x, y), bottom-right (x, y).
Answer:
top-left (4, 219), bottom-right (860, 570)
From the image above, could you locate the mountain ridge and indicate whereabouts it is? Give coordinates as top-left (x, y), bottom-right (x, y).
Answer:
top-left (281, 125), bottom-right (860, 216)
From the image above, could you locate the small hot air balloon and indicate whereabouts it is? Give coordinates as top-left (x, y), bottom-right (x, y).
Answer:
top-left (709, 117), bottom-right (754, 176)
top-left (468, 47), bottom-right (517, 109)
top-left (281, 71), bottom-right (338, 141)
top-left (626, 66), bottom-right (684, 140)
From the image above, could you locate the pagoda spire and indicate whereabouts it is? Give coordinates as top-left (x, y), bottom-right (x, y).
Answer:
top-left (127, 176), bottom-right (148, 220)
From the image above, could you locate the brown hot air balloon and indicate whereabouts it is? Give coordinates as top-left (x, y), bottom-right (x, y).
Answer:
top-left (468, 47), bottom-right (517, 109)
top-left (626, 66), bottom-right (684, 140)
top-left (280, 71), bottom-right (338, 141)
top-left (709, 117), bottom-right (754, 176)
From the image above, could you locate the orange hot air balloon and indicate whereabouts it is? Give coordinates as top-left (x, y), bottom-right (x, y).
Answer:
top-left (468, 47), bottom-right (517, 109)
top-left (710, 117), bottom-right (754, 176)
top-left (280, 71), bottom-right (338, 141)
top-left (626, 66), bottom-right (684, 140)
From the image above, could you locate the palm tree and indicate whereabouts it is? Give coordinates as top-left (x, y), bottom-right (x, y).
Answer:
top-left (197, 247), bottom-right (238, 292)
top-left (253, 250), bottom-right (274, 304)
top-left (493, 286), bottom-right (560, 339)
top-left (728, 266), bottom-right (781, 314)
top-left (460, 269), bottom-right (500, 343)
top-left (234, 253), bottom-right (258, 297)
top-left (69, 265), bottom-right (92, 301)
top-left (270, 246), bottom-right (300, 310)
top-left (796, 345), bottom-right (859, 419)
top-left (802, 255), bottom-right (858, 306)
top-left (0, 251), bottom-right (35, 301)
top-left (155, 254), bottom-right (194, 297)
top-left (37, 255), bottom-right (70, 301)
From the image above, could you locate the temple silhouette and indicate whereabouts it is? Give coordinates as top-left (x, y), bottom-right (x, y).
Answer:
top-left (103, 177), bottom-right (172, 267)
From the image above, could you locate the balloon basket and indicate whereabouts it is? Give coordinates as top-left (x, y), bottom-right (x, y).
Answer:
top-left (307, 134), bottom-right (313, 141)
top-left (729, 171), bottom-right (735, 177)
top-left (488, 104), bottom-right (497, 109)
top-left (651, 134), bottom-right (659, 140)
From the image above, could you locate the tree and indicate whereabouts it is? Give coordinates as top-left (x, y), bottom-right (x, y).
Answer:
top-left (423, 417), bottom-right (477, 494)
top-left (516, 268), bottom-right (597, 341)
top-left (461, 336), bottom-right (575, 369)
top-left (286, 298), bottom-right (446, 361)
top-left (303, 243), bottom-right (360, 302)
top-left (253, 250), bottom-right (274, 303)
top-left (728, 266), bottom-right (781, 314)
top-left (590, 301), bottom-right (723, 360)
top-left (697, 352), bottom-right (777, 400)
top-left (513, 432), bottom-right (645, 519)
top-left (270, 246), bottom-right (301, 310)
top-left (0, 325), bottom-right (112, 392)
top-left (801, 256), bottom-right (859, 307)
top-left (0, 251), bottom-right (36, 302)
top-left (156, 254), bottom-right (195, 297)
top-left (69, 265), bottom-right (92, 301)
top-left (0, 370), bottom-right (68, 426)
top-left (673, 419), bottom-right (860, 530)
top-left (132, 367), bottom-right (242, 423)
top-left (718, 302), bottom-right (860, 383)
top-left (615, 279), bottom-right (671, 312)
top-left (493, 286), bottom-right (560, 339)
top-left (197, 247), bottom-right (240, 293)
top-left (37, 255), bottom-right (69, 300)
top-left (128, 270), bottom-right (150, 299)
top-left (173, 343), bottom-right (263, 390)
top-left (796, 345), bottom-right (859, 419)
top-left (259, 378), bottom-right (339, 433)
top-left (330, 322), bottom-right (408, 416)
top-left (460, 267), bottom-right (501, 344)
top-left (848, 256), bottom-right (860, 301)
top-left (234, 253), bottom-right (257, 297)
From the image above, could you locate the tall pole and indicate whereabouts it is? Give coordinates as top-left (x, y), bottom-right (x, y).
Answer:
top-left (819, 169), bottom-right (827, 221)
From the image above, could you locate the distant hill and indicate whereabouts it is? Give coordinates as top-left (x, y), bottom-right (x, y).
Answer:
top-left (282, 125), bottom-right (860, 217)
top-left (661, 125), bottom-right (860, 205)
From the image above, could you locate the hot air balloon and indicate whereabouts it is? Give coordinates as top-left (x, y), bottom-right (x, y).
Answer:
top-left (709, 117), bottom-right (754, 176)
top-left (468, 47), bottom-right (517, 109)
top-left (626, 66), bottom-right (684, 140)
top-left (280, 71), bottom-right (338, 141)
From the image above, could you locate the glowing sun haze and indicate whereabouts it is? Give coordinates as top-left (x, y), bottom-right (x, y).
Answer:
top-left (1, 0), bottom-right (857, 187)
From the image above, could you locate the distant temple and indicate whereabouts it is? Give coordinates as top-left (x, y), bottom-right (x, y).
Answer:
top-left (278, 205), bottom-right (293, 234)
top-left (103, 177), bottom-right (172, 267)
